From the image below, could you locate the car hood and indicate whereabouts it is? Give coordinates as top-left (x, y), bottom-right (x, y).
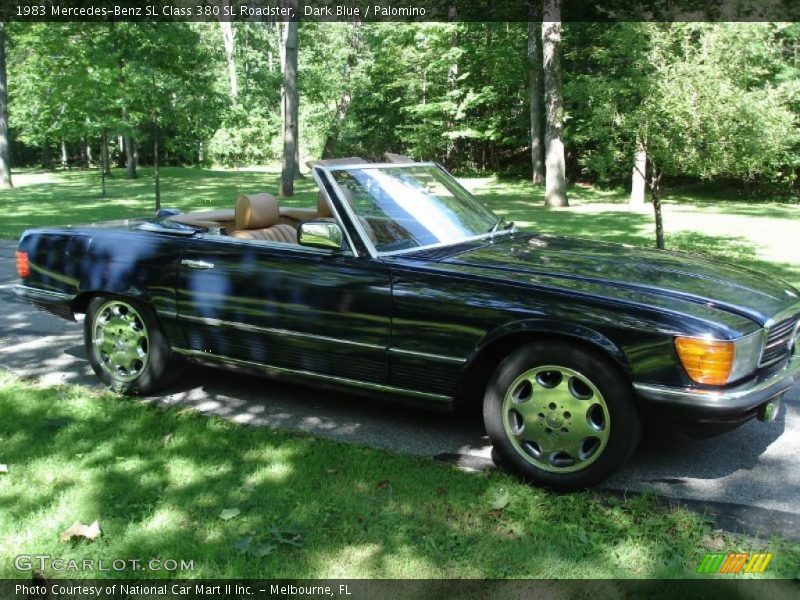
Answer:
top-left (434, 234), bottom-right (799, 326)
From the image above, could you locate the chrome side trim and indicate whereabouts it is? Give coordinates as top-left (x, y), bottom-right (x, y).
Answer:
top-left (172, 347), bottom-right (452, 403)
top-left (14, 284), bottom-right (73, 301)
top-left (388, 347), bottom-right (467, 365)
top-left (179, 314), bottom-right (386, 350)
top-left (633, 350), bottom-right (800, 412)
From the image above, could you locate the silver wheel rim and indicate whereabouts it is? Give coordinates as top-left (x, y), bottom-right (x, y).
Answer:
top-left (502, 365), bottom-right (610, 474)
top-left (92, 300), bottom-right (149, 383)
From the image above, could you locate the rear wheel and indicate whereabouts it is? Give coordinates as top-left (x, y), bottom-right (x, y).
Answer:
top-left (84, 296), bottom-right (180, 394)
top-left (483, 340), bottom-right (640, 490)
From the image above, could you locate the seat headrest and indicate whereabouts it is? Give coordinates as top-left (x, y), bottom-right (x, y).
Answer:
top-left (235, 193), bottom-right (279, 230)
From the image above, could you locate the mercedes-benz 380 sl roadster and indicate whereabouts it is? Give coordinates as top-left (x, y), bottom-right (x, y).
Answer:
top-left (15, 160), bottom-right (800, 489)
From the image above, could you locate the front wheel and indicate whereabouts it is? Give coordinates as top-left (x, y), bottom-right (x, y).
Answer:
top-left (84, 296), bottom-right (181, 394)
top-left (483, 341), bottom-right (640, 490)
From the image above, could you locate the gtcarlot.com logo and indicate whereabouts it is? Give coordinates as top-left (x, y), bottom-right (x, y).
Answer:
top-left (14, 555), bottom-right (194, 573)
top-left (696, 552), bottom-right (773, 574)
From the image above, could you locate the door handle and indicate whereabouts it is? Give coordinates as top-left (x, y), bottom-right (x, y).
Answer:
top-left (181, 259), bottom-right (215, 269)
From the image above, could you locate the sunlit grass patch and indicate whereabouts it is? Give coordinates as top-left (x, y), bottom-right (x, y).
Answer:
top-left (1, 372), bottom-right (798, 579)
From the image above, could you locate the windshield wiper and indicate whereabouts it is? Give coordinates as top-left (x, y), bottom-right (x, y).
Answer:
top-left (488, 218), bottom-right (516, 240)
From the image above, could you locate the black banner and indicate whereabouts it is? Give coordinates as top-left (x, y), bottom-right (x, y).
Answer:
top-left (2, 579), bottom-right (800, 600)
top-left (1, 0), bottom-right (800, 22)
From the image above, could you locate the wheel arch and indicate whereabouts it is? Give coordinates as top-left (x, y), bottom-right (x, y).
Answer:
top-left (453, 320), bottom-right (632, 409)
top-left (71, 287), bottom-right (151, 316)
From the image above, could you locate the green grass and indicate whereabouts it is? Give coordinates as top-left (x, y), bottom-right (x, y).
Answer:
top-left (2, 166), bottom-right (799, 288)
top-left (1, 372), bottom-right (798, 579)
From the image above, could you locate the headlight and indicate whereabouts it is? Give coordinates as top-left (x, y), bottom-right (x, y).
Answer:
top-left (675, 330), bottom-right (764, 386)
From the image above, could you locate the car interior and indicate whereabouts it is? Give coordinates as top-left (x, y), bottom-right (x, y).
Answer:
top-left (165, 157), bottom-right (379, 247)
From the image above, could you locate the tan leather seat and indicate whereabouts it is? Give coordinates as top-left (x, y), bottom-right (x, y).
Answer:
top-left (231, 193), bottom-right (297, 244)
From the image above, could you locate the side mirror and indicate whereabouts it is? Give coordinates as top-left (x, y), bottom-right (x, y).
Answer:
top-left (298, 221), bottom-right (344, 251)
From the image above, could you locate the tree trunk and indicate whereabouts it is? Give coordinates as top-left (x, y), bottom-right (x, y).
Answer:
top-left (124, 135), bottom-right (137, 179)
top-left (279, 12), bottom-right (299, 197)
top-left (117, 134), bottom-right (125, 167)
top-left (153, 126), bottom-right (161, 212)
top-left (100, 132), bottom-right (110, 176)
top-left (0, 22), bottom-right (12, 188)
top-left (630, 138), bottom-right (647, 207)
top-left (527, 22), bottom-right (545, 186)
top-left (84, 139), bottom-right (92, 165)
top-left (541, 1), bottom-right (568, 207)
top-left (61, 139), bottom-right (68, 169)
top-left (219, 16), bottom-right (238, 101)
top-left (649, 167), bottom-right (665, 249)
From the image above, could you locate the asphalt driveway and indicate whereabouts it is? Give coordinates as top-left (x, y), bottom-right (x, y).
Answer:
top-left (2, 239), bottom-right (798, 537)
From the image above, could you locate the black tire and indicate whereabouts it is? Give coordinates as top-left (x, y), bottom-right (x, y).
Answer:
top-left (483, 340), bottom-right (640, 491)
top-left (84, 295), bottom-right (182, 395)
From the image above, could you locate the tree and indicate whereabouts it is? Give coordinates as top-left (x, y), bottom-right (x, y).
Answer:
top-left (527, 21), bottom-right (544, 185)
top-left (0, 22), bottom-right (12, 188)
top-left (321, 23), bottom-right (362, 158)
top-left (218, 11), bottom-right (238, 101)
top-left (280, 12), bottom-right (299, 197)
top-left (541, 0), bottom-right (568, 207)
top-left (629, 138), bottom-right (647, 206)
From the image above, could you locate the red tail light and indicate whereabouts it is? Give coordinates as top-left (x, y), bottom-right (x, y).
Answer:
top-left (16, 251), bottom-right (30, 278)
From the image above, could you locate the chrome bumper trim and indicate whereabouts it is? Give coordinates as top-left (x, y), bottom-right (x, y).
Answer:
top-left (633, 351), bottom-right (800, 412)
top-left (13, 284), bottom-right (74, 302)
top-left (633, 352), bottom-right (800, 412)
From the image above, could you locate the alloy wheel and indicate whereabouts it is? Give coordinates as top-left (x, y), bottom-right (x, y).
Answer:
top-left (91, 300), bottom-right (150, 383)
top-left (502, 365), bottom-right (610, 473)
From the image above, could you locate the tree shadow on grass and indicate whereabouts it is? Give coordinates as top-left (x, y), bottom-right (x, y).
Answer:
top-left (0, 378), bottom-right (736, 580)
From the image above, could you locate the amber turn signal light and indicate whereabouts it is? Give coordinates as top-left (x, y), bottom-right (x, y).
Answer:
top-left (674, 336), bottom-right (734, 386)
top-left (15, 251), bottom-right (30, 278)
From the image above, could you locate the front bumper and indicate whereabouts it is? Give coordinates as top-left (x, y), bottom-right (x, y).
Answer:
top-left (633, 351), bottom-right (800, 435)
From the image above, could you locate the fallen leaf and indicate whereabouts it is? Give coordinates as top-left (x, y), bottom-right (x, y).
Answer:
top-left (60, 520), bottom-right (101, 542)
top-left (0, 464), bottom-right (8, 474)
top-left (254, 543), bottom-right (276, 557)
top-left (233, 536), bottom-right (253, 554)
top-left (219, 508), bottom-right (241, 520)
top-left (325, 468), bottom-right (338, 475)
top-left (161, 433), bottom-right (174, 447)
top-left (242, 481), bottom-right (256, 493)
top-left (489, 488), bottom-right (510, 511)
top-left (437, 486), bottom-right (448, 496)
top-left (376, 479), bottom-right (391, 490)
top-left (486, 510), bottom-right (503, 518)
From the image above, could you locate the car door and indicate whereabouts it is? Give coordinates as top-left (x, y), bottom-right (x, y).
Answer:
top-left (175, 234), bottom-right (391, 385)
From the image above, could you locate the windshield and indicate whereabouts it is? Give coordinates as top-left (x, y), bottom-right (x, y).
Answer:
top-left (328, 164), bottom-right (499, 254)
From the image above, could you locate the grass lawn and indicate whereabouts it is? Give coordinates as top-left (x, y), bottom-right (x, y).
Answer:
top-left (2, 166), bottom-right (798, 289)
top-left (1, 372), bottom-right (798, 579)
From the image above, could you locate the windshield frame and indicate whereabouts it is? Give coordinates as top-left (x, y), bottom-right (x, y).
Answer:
top-left (316, 162), bottom-right (504, 258)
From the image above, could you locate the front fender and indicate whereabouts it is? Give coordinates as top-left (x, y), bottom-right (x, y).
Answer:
top-left (471, 318), bottom-right (631, 374)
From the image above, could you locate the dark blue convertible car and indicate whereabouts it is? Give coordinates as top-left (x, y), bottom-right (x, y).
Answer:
top-left (14, 161), bottom-right (800, 489)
